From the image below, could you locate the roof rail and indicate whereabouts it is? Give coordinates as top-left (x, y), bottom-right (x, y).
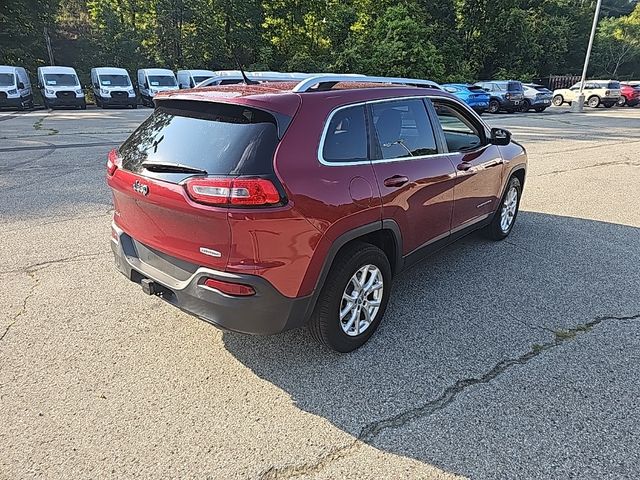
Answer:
top-left (195, 71), bottom-right (316, 88)
top-left (291, 74), bottom-right (440, 93)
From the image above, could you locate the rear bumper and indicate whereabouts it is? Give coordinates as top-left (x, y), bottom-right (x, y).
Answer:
top-left (111, 224), bottom-right (312, 335)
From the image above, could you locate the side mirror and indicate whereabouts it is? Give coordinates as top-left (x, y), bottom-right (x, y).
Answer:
top-left (18, 82), bottom-right (25, 89)
top-left (490, 127), bottom-right (511, 146)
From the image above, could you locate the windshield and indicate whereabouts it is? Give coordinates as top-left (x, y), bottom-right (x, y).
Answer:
top-left (607, 81), bottom-right (621, 89)
top-left (0, 73), bottom-right (15, 87)
top-left (119, 100), bottom-right (281, 183)
top-left (148, 75), bottom-right (177, 87)
top-left (99, 74), bottom-right (130, 87)
top-left (192, 76), bottom-right (213, 84)
top-left (467, 85), bottom-right (486, 93)
top-left (44, 73), bottom-right (79, 87)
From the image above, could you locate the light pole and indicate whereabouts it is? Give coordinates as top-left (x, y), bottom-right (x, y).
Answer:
top-left (572, 0), bottom-right (602, 112)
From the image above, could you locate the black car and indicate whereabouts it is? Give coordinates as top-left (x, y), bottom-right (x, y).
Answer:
top-left (475, 81), bottom-right (525, 113)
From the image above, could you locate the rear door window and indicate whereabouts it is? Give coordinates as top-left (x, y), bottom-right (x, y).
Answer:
top-left (119, 100), bottom-right (281, 183)
top-left (322, 105), bottom-right (368, 163)
top-left (371, 99), bottom-right (437, 159)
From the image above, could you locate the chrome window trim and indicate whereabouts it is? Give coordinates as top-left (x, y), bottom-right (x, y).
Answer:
top-left (317, 94), bottom-right (490, 166)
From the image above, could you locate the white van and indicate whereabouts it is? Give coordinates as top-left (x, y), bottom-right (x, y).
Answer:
top-left (37, 66), bottom-right (86, 109)
top-left (91, 67), bottom-right (137, 109)
top-left (137, 68), bottom-right (178, 107)
top-left (0, 65), bottom-right (33, 110)
top-left (176, 69), bottom-right (216, 89)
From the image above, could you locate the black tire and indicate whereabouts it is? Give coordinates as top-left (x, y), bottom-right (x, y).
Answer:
top-left (534, 106), bottom-right (547, 113)
top-left (552, 95), bottom-right (564, 106)
top-left (520, 99), bottom-right (531, 112)
top-left (603, 102), bottom-right (614, 108)
top-left (618, 96), bottom-right (627, 107)
top-left (43, 99), bottom-right (50, 110)
top-left (309, 242), bottom-right (392, 352)
top-left (587, 95), bottom-right (600, 108)
top-left (488, 99), bottom-right (500, 114)
top-left (80, 102), bottom-right (87, 110)
top-left (130, 103), bottom-right (138, 109)
top-left (484, 176), bottom-right (522, 241)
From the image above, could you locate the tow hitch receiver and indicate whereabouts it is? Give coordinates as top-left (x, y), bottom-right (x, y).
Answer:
top-left (140, 278), bottom-right (157, 296)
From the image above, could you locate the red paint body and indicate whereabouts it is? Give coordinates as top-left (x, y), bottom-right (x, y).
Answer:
top-left (108, 83), bottom-right (527, 306)
top-left (620, 83), bottom-right (640, 106)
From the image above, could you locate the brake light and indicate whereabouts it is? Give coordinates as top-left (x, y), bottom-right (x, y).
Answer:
top-left (106, 148), bottom-right (121, 176)
top-left (605, 90), bottom-right (610, 96)
top-left (203, 278), bottom-right (255, 296)
top-left (185, 177), bottom-right (281, 206)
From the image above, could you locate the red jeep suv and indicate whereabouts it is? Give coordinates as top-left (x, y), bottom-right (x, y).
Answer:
top-left (107, 74), bottom-right (527, 352)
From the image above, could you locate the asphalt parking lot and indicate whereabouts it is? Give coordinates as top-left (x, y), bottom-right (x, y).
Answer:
top-left (1, 105), bottom-right (639, 479)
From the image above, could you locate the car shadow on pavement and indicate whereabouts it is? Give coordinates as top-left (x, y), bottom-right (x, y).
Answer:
top-left (223, 211), bottom-right (640, 478)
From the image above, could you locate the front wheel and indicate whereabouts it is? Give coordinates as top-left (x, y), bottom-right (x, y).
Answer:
top-left (485, 176), bottom-right (522, 240)
top-left (552, 95), bottom-right (564, 106)
top-left (587, 96), bottom-right (600, 108)
top-left (603, 102), bottom-right (615, 108)
top-left (534, 106), bottom-right (547, 113)
top-left (309, 242), bottom-right (392, 352)
top-left (618, 96), bottom-right (627, 107)
top-left (488, 99), bottom-right (500, 114)
top-left (520, 99), bottom-right (531, 112)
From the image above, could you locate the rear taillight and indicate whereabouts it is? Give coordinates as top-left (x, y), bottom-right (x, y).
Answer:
top-left (106, 148), bottom-right (121, 176)
top-left (605, 90), bottom-right (610, 96)
top-left (203, 278), bottom-right (255, 296)
top-left (185, 177), bottom-right (281, 207)
top-left (505, 93), bottom-right (511, 100)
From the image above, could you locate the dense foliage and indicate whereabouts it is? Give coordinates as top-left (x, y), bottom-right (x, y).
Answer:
top-left (1, 0), bottom-right (639, 84)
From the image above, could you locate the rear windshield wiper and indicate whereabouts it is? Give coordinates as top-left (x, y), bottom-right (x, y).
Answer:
top-left (141, 161), bottom-right (208, 175)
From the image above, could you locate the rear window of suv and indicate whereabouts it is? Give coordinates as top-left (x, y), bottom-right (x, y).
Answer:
top-left (507, 81), bottom-right (523, 92)
top-left (119, 100), bottom-right (281, 183)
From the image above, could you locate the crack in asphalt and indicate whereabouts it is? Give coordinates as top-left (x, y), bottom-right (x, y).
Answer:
top-left (537, 158), bottom-right (640, 177)
top-left (0, 251), bottom-right (110, 276)
top-left (259, 312), bottom-right (640, 479)
top-left (0, 271), bottom-right (40, 343)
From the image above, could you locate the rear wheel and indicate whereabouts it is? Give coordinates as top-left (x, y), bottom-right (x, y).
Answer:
top-left (488, 99), bottom-right (500, 114)
top-left (552, 95), bottom-right (564, 106)
top-left (587, 96), bottom-right (600, 108)
top-left (618, 96), bottom-right (627, 107)
top-left (603, 102), bottom-right (615, 108)
top-left (485, 176), bottom-right (522, 240)
top-left (309, 242), bottom-right (392, 352)
top-left (534, 106), bottom-right (547, 113)
top-left (520, 99), bottom-right (531, 112)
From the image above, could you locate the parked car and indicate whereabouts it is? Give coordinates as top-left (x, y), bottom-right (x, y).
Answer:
top-left (618, 83), bottom-right (640, 107)
top-left (37, 66), bottom-right (86, 109)
top-left (177, 69), bottom-right (216, 89)
top-left (552, 80), bottom-right (621, 108)
top-left (194, 71), bottom-right (315, 88)
top-left (106, 74), bottom-right (527, 352)
top-left (474, 81), bottom-right (525, 113)
top-left (91, 67), bottom-right (137, 109)
top-left (521, 84), bottom-right (553, 112)
top-left (137, 68), bottom-right (178, 107)
top-left (0, 65), bottom-right (33, 110)
top-left (442, 83), bottom-right (490, 114)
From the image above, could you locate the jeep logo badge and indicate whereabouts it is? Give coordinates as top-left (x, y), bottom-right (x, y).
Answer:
top-left (132, 180), bottom-right (149, 196)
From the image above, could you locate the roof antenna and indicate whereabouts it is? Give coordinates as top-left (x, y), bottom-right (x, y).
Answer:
top-left (232, 50), bottom-right (258, 85)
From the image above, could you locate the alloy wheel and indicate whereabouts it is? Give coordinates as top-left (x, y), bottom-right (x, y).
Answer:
top-left (339, 264), bottom-right (384, 336)
top-left (500, 186), bottom-right (518, 233)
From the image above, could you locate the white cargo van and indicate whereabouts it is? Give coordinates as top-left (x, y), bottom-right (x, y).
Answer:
top-left (37, 66), bottom-right (86, 109)
top-left (91, 67), bottom-right (137, 109)
top-left (0, 65), bottom-right (33, 110)
top-left (176, 69), bottom-right (216, 89)
top-left (137, 68), bottom-right (178, 107)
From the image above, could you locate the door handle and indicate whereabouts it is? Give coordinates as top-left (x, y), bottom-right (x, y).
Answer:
top-left (457, 162), bottom-right (472, 172)
top-left (384, 175), bottom-right (409, 187)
